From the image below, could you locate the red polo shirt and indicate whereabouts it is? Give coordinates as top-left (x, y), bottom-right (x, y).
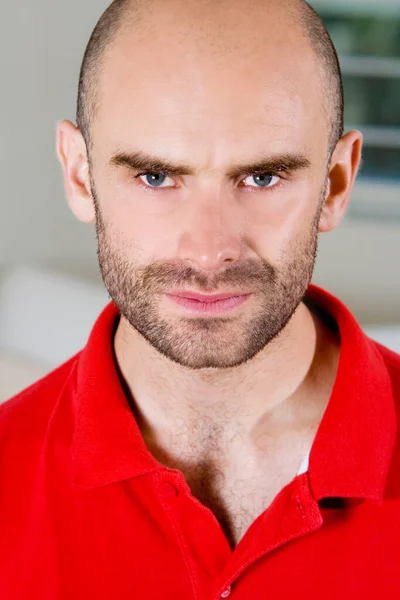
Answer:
top-left (1, 284), bottom-right (399, 599)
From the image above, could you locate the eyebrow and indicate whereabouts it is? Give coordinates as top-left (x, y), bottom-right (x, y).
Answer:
top-left (109, 150), bottom-right (311, 179)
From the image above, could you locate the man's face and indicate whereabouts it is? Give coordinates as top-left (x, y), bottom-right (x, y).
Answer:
top-left (88, 2), bottom-right (331, 370)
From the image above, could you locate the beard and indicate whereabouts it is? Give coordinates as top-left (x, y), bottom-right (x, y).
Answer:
top-left (92, 180), bottom-right (324, 371)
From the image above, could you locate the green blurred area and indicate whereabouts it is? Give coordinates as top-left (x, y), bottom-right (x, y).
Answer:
top-left (320, 13), bottom-right (400, 181)
top-left (324, 16), bottom-right (400, 57)
top-left (344, 77), bottom-right (400, 127)
top-left (360, 147), bottom-right (399, 181)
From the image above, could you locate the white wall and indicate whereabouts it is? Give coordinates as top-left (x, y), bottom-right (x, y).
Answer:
top-left (0, 1), bottom-right (108, 279)
top-left (0, 0), bottom-right (399, 325)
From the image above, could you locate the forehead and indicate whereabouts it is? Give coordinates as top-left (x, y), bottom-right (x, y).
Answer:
top-left (93, 5), bottom-right (328, 164)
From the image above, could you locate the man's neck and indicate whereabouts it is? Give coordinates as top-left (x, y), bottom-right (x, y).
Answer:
top-left (113, 300), bottom-right (340, 454)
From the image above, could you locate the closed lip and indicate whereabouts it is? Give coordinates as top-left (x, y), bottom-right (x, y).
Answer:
top-left (166, 291), bottom-right (252, 303)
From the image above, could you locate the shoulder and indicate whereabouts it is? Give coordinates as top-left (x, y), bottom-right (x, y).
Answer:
top-left (0, 352), bottom-right (81, 441)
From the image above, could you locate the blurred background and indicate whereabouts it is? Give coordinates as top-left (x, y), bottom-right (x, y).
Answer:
top-left (0, 0), bottom-right (399, 401)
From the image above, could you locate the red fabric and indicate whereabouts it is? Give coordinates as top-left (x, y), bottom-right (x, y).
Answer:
top-left (1, 284), bottom-right (399, 599)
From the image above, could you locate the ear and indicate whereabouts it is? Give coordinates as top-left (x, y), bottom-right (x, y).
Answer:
top-left (56, 120), bottom-right (96, 224)
top-left (318, 130), bottom-right (363, 233)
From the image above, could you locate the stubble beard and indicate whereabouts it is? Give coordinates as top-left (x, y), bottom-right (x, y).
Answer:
top-left (91, 179), bottom-right (324, 370)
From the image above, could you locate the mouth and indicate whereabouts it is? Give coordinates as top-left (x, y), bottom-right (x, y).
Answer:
top-left (164, 292), bottom-right (252, 316)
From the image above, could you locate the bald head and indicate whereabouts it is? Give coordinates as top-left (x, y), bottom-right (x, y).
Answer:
top-left (76, 0), bottom-right (343, 155)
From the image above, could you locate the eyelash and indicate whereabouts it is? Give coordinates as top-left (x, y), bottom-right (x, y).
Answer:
top-left (133, 171), bottom-right (286, 192)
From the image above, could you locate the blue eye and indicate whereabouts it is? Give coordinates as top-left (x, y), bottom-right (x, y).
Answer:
top-left (138, 173), bottom-right (174, 188)
top-left (243, 174), bottom-right (280, 189)
top-left (135, 171), bottom-right (281, 190)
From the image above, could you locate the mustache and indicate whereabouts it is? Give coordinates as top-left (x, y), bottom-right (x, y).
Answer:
top-left (138, 259), bottom-right (277, 293)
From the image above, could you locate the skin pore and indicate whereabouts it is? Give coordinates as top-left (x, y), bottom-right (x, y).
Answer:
top-left (57, 0), bottom-right (362, 547)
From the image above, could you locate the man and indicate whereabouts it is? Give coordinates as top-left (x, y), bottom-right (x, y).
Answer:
top-left (1, 0), bottom-right (399, 598)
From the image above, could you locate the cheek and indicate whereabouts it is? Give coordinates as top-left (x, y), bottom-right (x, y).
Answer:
top-left (105, 203), bottom-right (183, 266)
top-left (95, 176), bottom-right (166, 255)
top-left (248, 184), bottom-right (319, 259)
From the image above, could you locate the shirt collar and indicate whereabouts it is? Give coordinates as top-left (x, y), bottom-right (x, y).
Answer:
top-left (72, 284), bottom-right (397, 502)
top-left (72, 302), bottom-right (159, 487)
top-left (305, 285), bottom-right (397, 503)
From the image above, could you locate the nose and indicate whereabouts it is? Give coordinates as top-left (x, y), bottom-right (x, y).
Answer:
top-left (176, 195), bottom-right (244, 272)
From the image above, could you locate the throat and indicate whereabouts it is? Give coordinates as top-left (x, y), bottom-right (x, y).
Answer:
top-left (144, 428), bottom-right (315, 550)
